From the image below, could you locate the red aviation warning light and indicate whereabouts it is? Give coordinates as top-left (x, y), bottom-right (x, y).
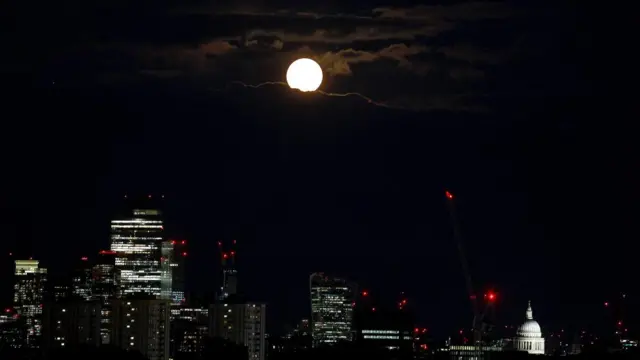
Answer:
top-left (362, 290), bottom-right (369, 297)
top-left (231, 251), bottom-right (235, 256)
top-left (181, 240), bottom-right (186, 245)
top-left (445, 190), bottom-right (454, 199)
top-left (182, 252), bottom-right (187, 257)
top-left (233, 239), bottom-right (237, 244)
top-left (223, 253), bottom-right (228, 259)
top-left (81, 257), bottom-right (88, 261)
top-left (171, 240), bottom-right (177, 245)
top-left (218, 241), bottom-right (222, 247)
top-left (485, 292), bottom-right (496, 301)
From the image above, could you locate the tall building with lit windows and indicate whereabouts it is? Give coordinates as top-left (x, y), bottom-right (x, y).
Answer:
top-left (112, 298), bottom-right (171, 360)
top-left (72, 257), bottom-right (93, 301)
top-left (92, 250), bottom-right (117, 344)
top-left (13, 259), bottom-right (47, 348)
top-left (110, 201), bottom-right (165, 298)
top-left (160, 241), bottom-right (173, 301)
top-left (210, 302), bottom-right (266, 360)
top-left (169, 239), bottom-right (187, 305)
top-left (309, 272), bottom-right (356, 347)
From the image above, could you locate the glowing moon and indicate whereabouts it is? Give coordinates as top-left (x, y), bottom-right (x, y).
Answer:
top-left (286, 58), bottom-right (323, 92)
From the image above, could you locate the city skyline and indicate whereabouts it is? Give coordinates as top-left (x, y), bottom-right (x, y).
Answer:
top-left (1, 192), bottom-right (636, 339)
top-left (0, 0), bottom-right (630, 353)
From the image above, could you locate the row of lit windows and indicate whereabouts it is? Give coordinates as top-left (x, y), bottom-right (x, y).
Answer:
top-left (111, 236), bottom-right (163, 241)
top-left (362, 330), bottom-right (399, 334)
top-left (363, 335), bottom-right (399, 340)
top-left (111, 219), bottom-right (163, 224)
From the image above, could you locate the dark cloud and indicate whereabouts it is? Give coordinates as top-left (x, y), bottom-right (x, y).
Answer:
top-left (5, 0), bottom-right (582, 111)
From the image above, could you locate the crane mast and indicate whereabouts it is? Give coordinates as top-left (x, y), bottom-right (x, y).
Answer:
top-left (445, 190), bottom-right (493, 346)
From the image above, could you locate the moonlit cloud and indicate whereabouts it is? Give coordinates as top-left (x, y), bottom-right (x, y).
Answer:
top-left (15, 0), bottom-right (565, 111)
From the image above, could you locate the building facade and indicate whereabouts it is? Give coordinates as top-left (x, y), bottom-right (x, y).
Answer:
top-left (112, 299), bottom-right (171, 360)
top-left (353, 307), bottom-right (413, 352)
top-left (110, 208), bottom-right (164, 298)
top-left (71, 257), bottom-right (93, 301)
top-left (42, 300), bottom-right (101, 350)
top-left (210, 302), bottom-right (266, 360)
top-left (309, 272), bottom-right (355, 347)
top-left (92, 250), bottom-right (117, 344)
top-left (13, 259), bottom-right (47, 348)
top-left (169, 306), bottom-right (209, 358)
top-left (169, 239), bottom-right (187, 305)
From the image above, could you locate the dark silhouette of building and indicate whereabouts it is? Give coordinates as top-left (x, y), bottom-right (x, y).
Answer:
top-left (352, 304), bottom-right (413, 357)
top-left (201, 336), bottom-right (248, 360)
top-left (42, 300), bottom-right (101, 351)
top-left (112, 298), bottom-right (171, 360)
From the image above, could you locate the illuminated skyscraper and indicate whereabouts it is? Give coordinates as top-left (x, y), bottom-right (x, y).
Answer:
top-left (169, 239), bottom-right (187, 305)
top-left (92, 250), bottom-right (117, 344)
top-left (13, 259), bottom-right (47, 348)
top-left (160, 240), bottom-right (173, 301)
top-left (72, 257), bottom-right (93, 301)
top-left (110, 206), bottom-right (165, 298)
top-left (309, 272), bottom-right (356, 347)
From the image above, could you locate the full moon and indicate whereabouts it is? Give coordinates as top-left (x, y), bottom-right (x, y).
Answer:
top-left (286, 58), bottom-right (323, 92)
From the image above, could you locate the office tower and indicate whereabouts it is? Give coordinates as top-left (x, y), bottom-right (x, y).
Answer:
top-left (217, 240), bottom-right (238, 300)
top-left (160, 241), bottom-right (173, 301)
top-left (112, 299), bottom-right (171, 360)
top-left (169, 239), bottom-right (187, 305)
top-left (170, 306), bottom-right (209, 358)
top-left (210, 302), bottom-right (267, 360)
top-left (42, 300), bottom-right (101, 350)
top-left (92, 250), bottom-right (117, 344)
top-left (13, 259), bottom-right (47, 348)
top-left (71, 257), bottom-right (93, 301)
top-left (309, 272), bottom-right (356, 347)
top-left (110, 204), bottom-right (164, 298)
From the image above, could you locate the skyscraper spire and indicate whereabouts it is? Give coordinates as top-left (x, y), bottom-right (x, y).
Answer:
top-left (526, 300), bottom-right (533, 320)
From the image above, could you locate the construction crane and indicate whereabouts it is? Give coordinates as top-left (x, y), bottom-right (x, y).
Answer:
top-left (445, 190), bottom-right (495, 346)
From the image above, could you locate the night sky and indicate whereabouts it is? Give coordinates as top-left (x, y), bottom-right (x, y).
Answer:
top-left (1, 0), bottom-right (635, 338)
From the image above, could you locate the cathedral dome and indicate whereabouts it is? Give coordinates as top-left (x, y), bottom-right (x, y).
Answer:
top-left (514, 301), bottom-right (545, 354)
top-left (517, 319), bottom-right (542, 337)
